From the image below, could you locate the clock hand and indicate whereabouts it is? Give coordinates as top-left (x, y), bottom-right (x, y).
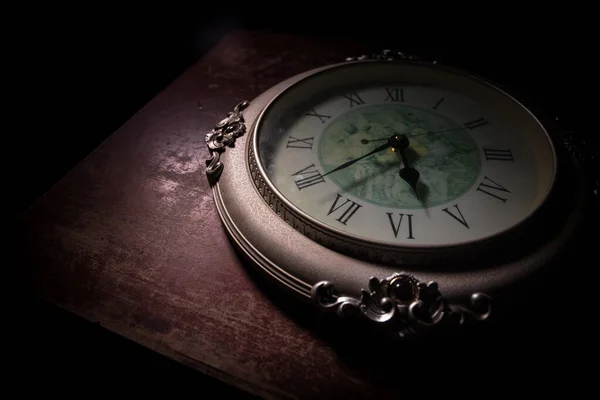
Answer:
top-left (323, 135), bottom-right (406, 177)
top-left (361, 127), bottom-right (467, 144)
top-left (322, 142), bottom-right (391, 177)
top-left (397, 145), bottom-right (421, 201)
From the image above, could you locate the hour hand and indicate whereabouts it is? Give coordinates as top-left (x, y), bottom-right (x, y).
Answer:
top-left (397, 148), bottom-right (420, 201)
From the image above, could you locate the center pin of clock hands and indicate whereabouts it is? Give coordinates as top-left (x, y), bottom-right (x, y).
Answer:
top-left (360, 134), bottom-right (421, 200)
top-left (324, 134), bottom-right (421, 200)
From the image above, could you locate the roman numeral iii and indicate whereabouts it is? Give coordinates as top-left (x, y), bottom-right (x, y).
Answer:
top-left (327, 194), bottom-right (362, 225)
top-left (483, 148), bottom-right (514, 162)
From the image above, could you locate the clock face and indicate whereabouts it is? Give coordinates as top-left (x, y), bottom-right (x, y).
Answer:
top-left (254, 62), bottom-right (556, 248)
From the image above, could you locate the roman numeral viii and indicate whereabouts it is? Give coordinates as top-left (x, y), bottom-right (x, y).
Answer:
top-left (291, 164), bottom-right (325, 190)
top-left (343, 92), bottom-right (365, 108)
top-left (386, 213), bottom-right (415, 239)
top-left (477, 176), bottom-right (511, 203)
top-left (327, 194), bottom-right (362, 225)
top-left (287, 135), bottom-right (314, 149)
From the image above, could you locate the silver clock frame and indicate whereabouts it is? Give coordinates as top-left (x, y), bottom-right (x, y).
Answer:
top-left (205, 58), bottom-right (587, 337)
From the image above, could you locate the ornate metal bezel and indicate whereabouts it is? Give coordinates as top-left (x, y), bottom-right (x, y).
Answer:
top-left (245, 59), bottom-right (577, 268)
top-left (205, 55), bottom-right (589, 338)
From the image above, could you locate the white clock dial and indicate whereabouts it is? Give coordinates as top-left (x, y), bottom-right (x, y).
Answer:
top-left (255, 66), bottom-right (556, 248)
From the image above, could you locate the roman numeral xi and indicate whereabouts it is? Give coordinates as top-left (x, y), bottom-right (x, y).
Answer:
top-left (343, 92), bottom-right (365, 108)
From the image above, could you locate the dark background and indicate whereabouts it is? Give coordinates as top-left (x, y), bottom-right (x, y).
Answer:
top-left (13, 10), bottom-right (590, 213)
top-left (12, 7), bottom-right (593, 394)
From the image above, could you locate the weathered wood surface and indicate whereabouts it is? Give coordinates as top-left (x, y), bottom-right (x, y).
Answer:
top-left (19, 30), bottom-right (403, 399)
top-left (20, 29), bottom-right (588, 398)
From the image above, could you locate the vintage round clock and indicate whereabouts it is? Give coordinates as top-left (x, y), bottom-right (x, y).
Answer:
top-left (204, 51), bottom-right (593, 338)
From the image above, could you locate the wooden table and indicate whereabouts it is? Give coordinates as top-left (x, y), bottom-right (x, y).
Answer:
top-left (18, 29), bottom-right (591, 398)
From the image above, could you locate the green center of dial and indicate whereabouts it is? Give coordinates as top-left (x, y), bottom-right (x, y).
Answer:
top-left (317, 104), bottom-right (482, 209)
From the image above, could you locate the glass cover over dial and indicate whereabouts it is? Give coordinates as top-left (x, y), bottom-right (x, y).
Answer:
top-left (254, 62), bottom-right (556, 248)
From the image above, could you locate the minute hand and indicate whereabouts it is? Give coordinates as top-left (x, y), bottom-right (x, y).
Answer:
top-left (322, 142), bottom-right (391, 177)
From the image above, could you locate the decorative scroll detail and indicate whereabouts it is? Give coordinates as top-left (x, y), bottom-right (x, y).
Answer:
top-left (205, 101), bottom-right (250, 185)
top-left (311, 272), bottom-right (491, 339)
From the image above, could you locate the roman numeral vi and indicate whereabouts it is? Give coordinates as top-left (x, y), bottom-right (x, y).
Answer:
top-left (386, 213), bottom-right (415, 239)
